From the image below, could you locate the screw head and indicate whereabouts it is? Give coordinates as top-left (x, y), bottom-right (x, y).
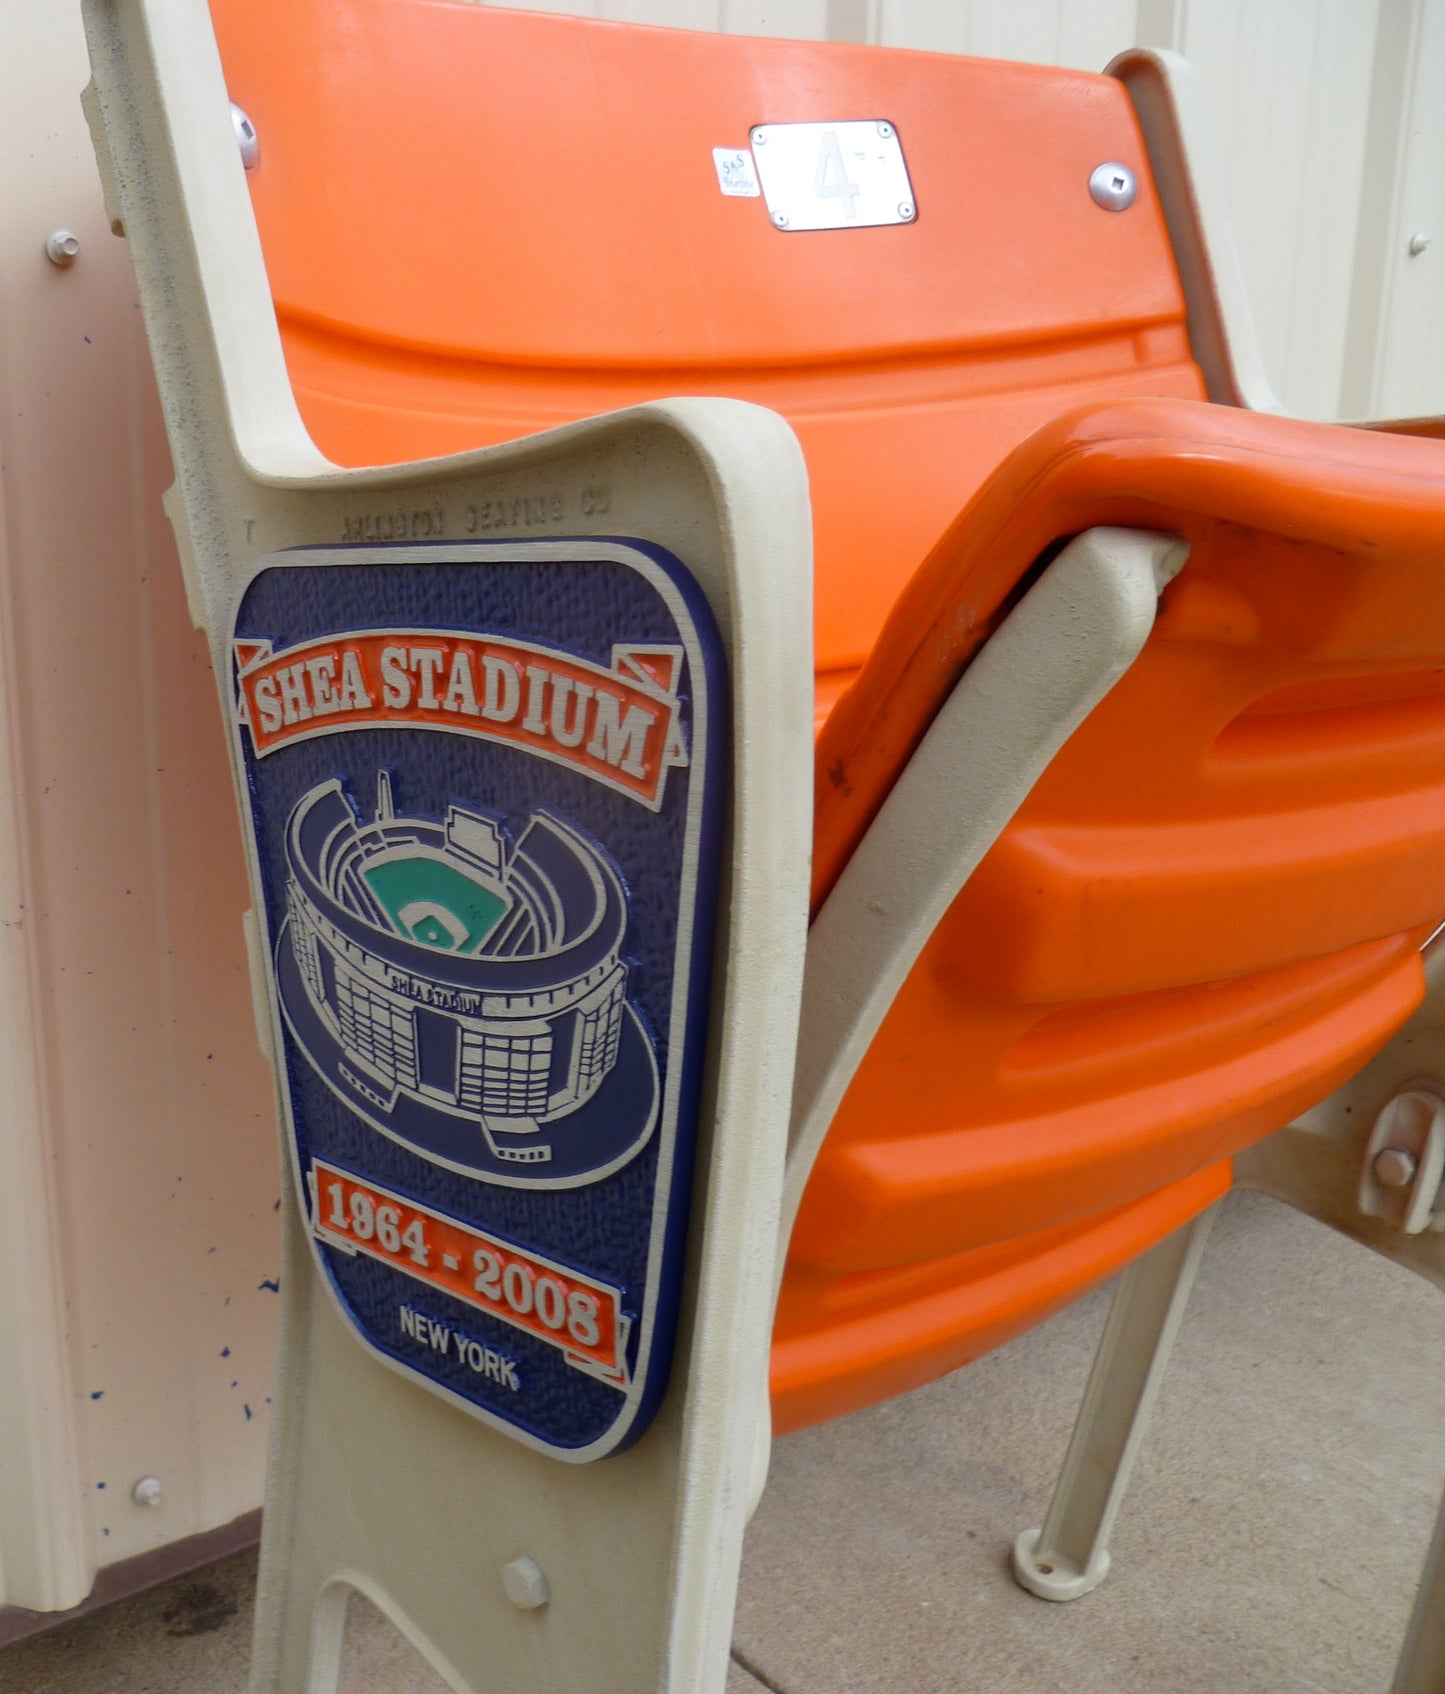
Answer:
top-left (1409, 232), bottom-right (1433, 256)
top-left (772, 211), bottom-right (789, 228)
top-left (230, 101), bottom-right (260, 170)
top-left (1374, 1146), bottom-right (1420, 1190)
top-left (751, 128), bottom-right (767, 146)
top-left (1089, 162), bottom-right (1137, 212)
top-left (501, 1555), bottom-right (550, 1611)
top-left (132, 1476), bottom-right (163, 1508)
top-left (898, 202), bottom-right (915, 220)
top-left (877, 121), bottom-right (893, 138)
top-left (45, 230), bottom-right (80, 267)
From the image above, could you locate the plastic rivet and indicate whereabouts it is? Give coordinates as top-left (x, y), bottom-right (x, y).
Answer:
top-left (501, 1555), bottom-right (550, 1611)
top-left (1409, 232), bottom-right (1433, 256)
top-left (132, 1476), bottom-right (163, 1507)
top-left (45, 230), bottom-right (80, 267)
top-left (1089, 162), bottom-right (1137, 212)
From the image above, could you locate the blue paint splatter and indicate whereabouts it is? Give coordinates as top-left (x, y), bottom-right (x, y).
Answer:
top-left (220, 1347), bottom-right (231, 1358)
top-left (259, 1278), bottom-right (279, 1293)
top-left (244, 1404), bottom-right (253, 1421)
top-left (96, 1482), bottom-right (106, 1491)
top-left (90, 1390), bottom-right (103, 1401)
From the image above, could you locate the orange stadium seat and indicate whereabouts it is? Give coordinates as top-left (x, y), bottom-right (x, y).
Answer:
top-left (81, 1), bottom-right (1445, 1683)
top-left (206, 0), bottom-right (1445, 1434)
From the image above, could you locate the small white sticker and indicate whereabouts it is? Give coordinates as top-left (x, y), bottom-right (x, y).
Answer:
top-left (713, 147), bottom-right (761, 198)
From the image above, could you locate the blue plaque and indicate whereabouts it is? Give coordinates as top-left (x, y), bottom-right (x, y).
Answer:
top-left (229, 539), bottom-right (727, 1459)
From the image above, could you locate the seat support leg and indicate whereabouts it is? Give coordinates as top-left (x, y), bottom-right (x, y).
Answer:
top-left (1012, 1205), bottom-right (1218, 1601)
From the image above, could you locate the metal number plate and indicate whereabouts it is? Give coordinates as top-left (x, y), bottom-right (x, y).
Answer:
top-left (750, 119), bottom-right (916, 231)
top-left (229, 538), bottom-right (727, 1460)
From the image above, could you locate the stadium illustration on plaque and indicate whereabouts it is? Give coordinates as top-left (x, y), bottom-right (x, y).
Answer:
top-left (275, 773), bottom-right (660, 1184)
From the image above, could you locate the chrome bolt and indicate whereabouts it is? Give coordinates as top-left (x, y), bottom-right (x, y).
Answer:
top-left (132, 1475), bottom-right (163, 1508)
top-left (1374, 1146), bottom-right (1420, 1190)
top-left (501, 1555), bottom-right (549, 1611)
top-left (877, 121), bottom-right (893, 138)
top-left (751, 128), bottom-right (767, 146)
top-left (1409, 232), bottom-right (1433, 256)
top-left (45, 229), bottom-right (80, 267)
top-left (772, 211), bottom-right (789, 228)
top-left (898, 202), bottom-right (915, 220)
top-left (1089, 161), bottom-right (1137, 212)
top-left (230, 101), bottom-right (260, 170)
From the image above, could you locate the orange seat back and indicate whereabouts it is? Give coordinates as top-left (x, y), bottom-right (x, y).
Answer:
top-left (210, 0), bottom-right (1205, 696)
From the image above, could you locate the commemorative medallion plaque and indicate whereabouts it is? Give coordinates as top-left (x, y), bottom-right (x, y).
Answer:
top-left (229, 539), bottom-right (727, 1459)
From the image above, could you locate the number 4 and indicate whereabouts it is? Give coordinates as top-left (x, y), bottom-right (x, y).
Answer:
top-left (814, 130), bottom-right (860, 220)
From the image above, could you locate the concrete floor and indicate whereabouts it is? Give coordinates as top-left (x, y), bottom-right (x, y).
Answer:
top-left (2, 1189), bottom-right (1442, 1693)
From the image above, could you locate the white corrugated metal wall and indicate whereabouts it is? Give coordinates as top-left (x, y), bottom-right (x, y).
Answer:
top-left (1, 0), bottom-right (1440, 1619)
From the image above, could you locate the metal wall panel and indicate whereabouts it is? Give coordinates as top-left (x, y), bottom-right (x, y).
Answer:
top-left (1161, 0), bottom-right (1384, 419)
top-left (0, 2), bottom-right (278, 1610)
top-left (1341, 0), bottom-right (1445, 419)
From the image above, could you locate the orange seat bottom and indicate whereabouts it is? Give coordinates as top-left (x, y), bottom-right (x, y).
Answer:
top-left (788, 932), bottom-right (1424, 1276)
top-left (771, 1159), bottom-right (1229, 1435)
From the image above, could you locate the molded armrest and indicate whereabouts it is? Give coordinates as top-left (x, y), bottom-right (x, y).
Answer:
top-left (816, 396), bottom-right (1445, 906)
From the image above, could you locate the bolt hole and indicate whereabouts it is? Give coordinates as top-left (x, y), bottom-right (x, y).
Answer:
top-left (1036, 1562), bottom-right (1054, 1575)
